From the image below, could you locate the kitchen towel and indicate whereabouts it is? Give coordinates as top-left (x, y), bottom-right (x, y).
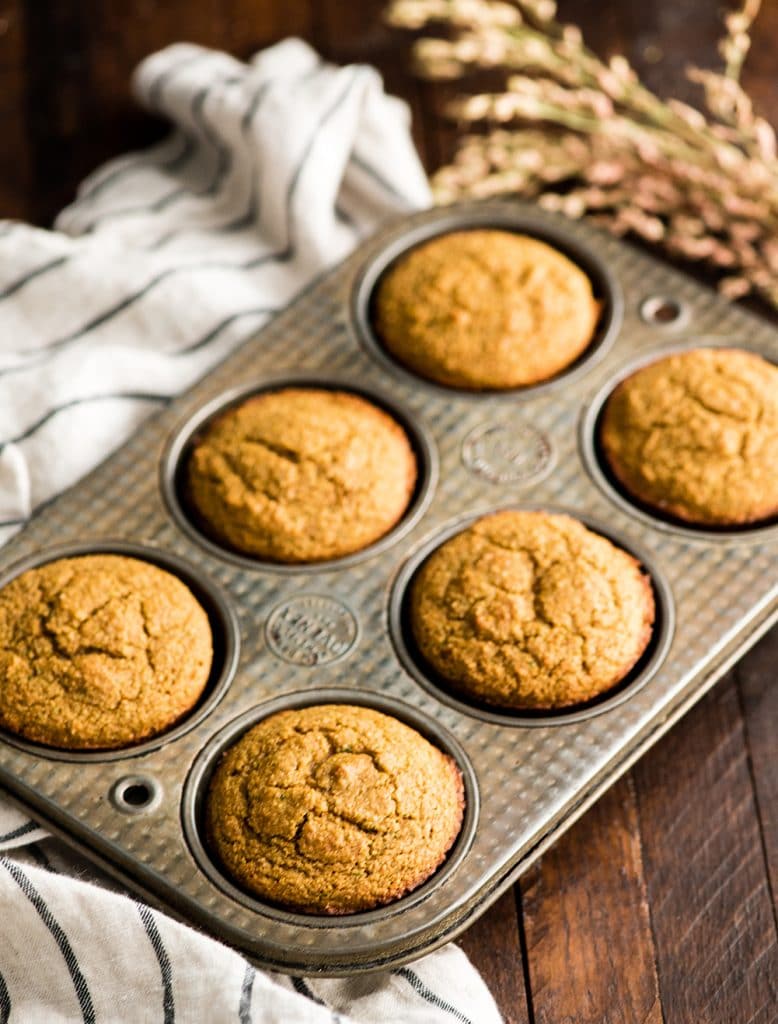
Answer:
top-left (0, 38), bottom-right (502, 1024)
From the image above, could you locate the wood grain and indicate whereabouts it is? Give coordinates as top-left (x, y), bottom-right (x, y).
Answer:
top-left (737, 635), bottom-right (778, 924)
top-left (633, 677), bottom-right (778, 1024)
top-left (458, 889), bottom-right (531, 1024)
top-left (0, 2), bottom-right (29, 219)
top-left (521, 777), bottom-right (663, 1024)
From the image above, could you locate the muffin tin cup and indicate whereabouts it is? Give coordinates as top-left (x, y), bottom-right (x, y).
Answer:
top-left (0, 540), bottom-right (239, 764)
top-left (160, 372), bottom-right (439, 574)
top-left (579, 339), bottom-right (778, 546)
top-left (350, 204), bottom-right (624, 400)
top-left (181, 687), bottom-right (479, 929)
top-left (0, 199), bottom-right (775, 973)
top-left (389, 503), bottom-right (675, 728)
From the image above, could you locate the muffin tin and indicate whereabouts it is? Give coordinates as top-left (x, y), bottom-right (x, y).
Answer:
top-left (0, 200), bottom-right (776, 974)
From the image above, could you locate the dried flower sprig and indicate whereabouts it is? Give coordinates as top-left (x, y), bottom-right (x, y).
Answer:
top-left (386, 0), bottom-right (778, 307)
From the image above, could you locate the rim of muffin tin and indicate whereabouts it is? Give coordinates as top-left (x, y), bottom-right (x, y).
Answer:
top-left (181, 687), bottom-right (480, 929)
top-left (389, 504), bottom-right (676, 728)
top-left (0, 540), bottom-right (240, 763)
top-left (349, 204), bottom-right (624, 399)
top-left (160, 373), bottom-right (439, 574)
top-left (579, 339), bottom-right (778, 546)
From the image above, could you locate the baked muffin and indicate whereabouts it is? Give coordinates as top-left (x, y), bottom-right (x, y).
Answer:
top-left (206, 704), bottom-right (464, 914)
top-left (410, 510), bottom-right (654, 710)
top-left (186, 388), bottom-right (418, 562)
top-left (600, 347), bottom-right (778, 527)
top-left (0, 554), bottom-right (212, 750)
top-left (373, 229), bottom-right (601, 390)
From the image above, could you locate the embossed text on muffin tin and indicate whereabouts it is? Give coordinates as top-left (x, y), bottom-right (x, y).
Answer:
top-left (265, 595), bottom-right (359, 666)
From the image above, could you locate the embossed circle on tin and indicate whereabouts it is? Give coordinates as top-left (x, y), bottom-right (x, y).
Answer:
top-left (265, 595), bottom-right (359, 666)
top-left (462, 421), bottom-right (553, 484)
top-left (350, 204), bottom-right (623, 399)
top-left (0, 540), bottom-right (240, 763)
top-left (161, 373), bottom-right (438, 574)
top-left (110, 775), bottom-right (163, 815)
top-left (389, 504), bottom-right (675, 728)
top-left (639, 294), bottom-right (689, 329)
top-left (181, 687), bottom-right (479, 927)
top-left (580, 342), bottom-right (778, 545)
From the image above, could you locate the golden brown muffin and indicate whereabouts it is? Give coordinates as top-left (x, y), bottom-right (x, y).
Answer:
top-left (206, 704), bottom-right (464, 914)
top-left (373, 229), bottom-right (601, 390)
top-left (600, 347), bottom-right (778, 527)
top-left (0, 554), bottom-right (212, 750)
top-left (410, 510), bottom-right (655, 710)
top-left (186, 388), bottom-right (418, 562)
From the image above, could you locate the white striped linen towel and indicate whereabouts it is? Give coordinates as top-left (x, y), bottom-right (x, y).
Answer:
top-left (0, 38), bottom-right (502, 1024)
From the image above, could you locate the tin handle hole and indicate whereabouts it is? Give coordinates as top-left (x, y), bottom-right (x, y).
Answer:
top-left (111, 776), bottom-right (162, 814)
top-left (640, 295), bottom-right (685, 326)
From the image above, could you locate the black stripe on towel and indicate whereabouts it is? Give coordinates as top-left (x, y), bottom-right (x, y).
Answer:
top-left (0, 257), bottom-right (276, 369)
top-left (291, 976), bottom-right (325, 1005)
top-left (0, 969), bottom-right (10, 1024)
top-left (0, 516), bottom-right (29, 529)
top-left (1, 858), bottom-right (96, 1024)
top-left (395, 967), bottom-right (474, 1024)
top-left (351, 151), bottom-right (414, 207)
top-left (138, 904), bottom-right (175, 1024)
top-left (80, 135), bottom-right (196, 209)
top-left (0, 820), bottom-right (39, 843)
top-left (271, 69), bottom-right (359, 257)
top-left (0, 255), bottom-right (70, 304)
top-left (29, 843), bottom-right (59, 874)
top-left (0, 392), bottom-right (168, 453)
top-left (238, 963), bottom-right (255, 1024)
top-left (146, 49), bottom-right (218, 110)
top-left (177, 305), bottom-right (277, 355)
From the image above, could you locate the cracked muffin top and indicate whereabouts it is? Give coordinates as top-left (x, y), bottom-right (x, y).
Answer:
top-left (186, 388), bottom-right (418, 562)
top-left (372, 229), bottom-right (601, 390)
top-left (410, 510), bottom-right (655, 710)
top-left (0, 554), bottom-right (212, 750)
top-left (600, 347), bottom-right (778, 527)
top-left (205, 703), bottom-right (465, 914)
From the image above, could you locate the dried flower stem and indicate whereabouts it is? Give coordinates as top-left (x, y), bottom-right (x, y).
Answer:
top-left (387, 0), bottom-right (778, 308)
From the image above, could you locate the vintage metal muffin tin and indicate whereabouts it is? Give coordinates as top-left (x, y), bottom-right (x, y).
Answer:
top-left (0, 200), bottom-right (776, 974)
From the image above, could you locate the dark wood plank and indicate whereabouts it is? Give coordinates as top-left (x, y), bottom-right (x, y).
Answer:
top-left (15, 0), bottom-right (318, 224)
top-left (0, 2), bottom-right (30, 219)
top-left (737, 628), bottom-right (778, 924)
top-left (458, 889), bottom-right (531, 1024)
top-left (743, 0), bottom-right (778, 123)
top-left (557, 0), bottom-right (722, 106)
top-left (633, 676), bottom-right (778, 1024)
top-left (521, 777), bottom-right (663, 1024)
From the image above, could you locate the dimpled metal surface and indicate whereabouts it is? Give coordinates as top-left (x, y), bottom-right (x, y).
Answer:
top-left (0, 201), bottom-right (776, 974)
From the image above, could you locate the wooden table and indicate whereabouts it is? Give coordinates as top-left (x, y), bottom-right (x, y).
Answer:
top-left (1, 2), bottom-right (777, 1020)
